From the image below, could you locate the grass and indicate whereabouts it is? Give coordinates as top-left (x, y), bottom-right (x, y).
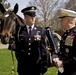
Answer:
top-left (0, 49), bottom-right (18, 75)
top-left (0, 48), bottom-right (58, 75)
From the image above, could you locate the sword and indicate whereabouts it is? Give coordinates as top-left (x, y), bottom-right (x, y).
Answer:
top-left (44, 27), bottom-right (59, 54)
top-left (44, 27), bottom-right (64, 73)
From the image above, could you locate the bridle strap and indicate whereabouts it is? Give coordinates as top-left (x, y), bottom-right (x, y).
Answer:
top-left (17, 26), bottom-right (21, 42)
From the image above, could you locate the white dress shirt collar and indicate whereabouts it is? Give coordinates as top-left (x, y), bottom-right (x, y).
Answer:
top-left (26, 24), bottom-right (34, 33)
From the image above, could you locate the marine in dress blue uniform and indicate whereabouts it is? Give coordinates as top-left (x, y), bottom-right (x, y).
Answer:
top-left (57, 8), bottom-right (76, 75)
top-left (14, 6), bottom-right (48, 75)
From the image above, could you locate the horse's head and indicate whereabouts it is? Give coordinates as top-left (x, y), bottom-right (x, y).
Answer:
top-left (0, 3), bottom-right (25, 44)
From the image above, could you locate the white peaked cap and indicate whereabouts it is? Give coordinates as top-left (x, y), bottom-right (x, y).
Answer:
top-left (59, 8), bottom-right (76, 18)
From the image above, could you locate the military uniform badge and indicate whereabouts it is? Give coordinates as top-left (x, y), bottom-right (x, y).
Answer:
top-left (64, 35), bottom-right (75, 46)
top-left (34, 31), bottom-right (41, 41)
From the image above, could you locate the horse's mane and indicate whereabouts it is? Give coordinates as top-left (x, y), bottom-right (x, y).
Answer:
top-left (16, 14), bottom-right (25, 27)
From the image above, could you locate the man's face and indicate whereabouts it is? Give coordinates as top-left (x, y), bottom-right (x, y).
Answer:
top-left (60, 16), bottom-right (75, 30)
top-left (24, 15), bottom-right (36, 26)
top-left (60, 17), bottom-right (70, 30)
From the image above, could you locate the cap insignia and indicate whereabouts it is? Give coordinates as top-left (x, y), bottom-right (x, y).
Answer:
top-left (32, 7), bottom-right (34, 10)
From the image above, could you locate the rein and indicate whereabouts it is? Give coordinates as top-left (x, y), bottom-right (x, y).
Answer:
top-left (8, 14), bottom-right (25, 75)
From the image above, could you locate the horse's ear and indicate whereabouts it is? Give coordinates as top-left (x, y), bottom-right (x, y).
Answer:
top-left (13, 3), bottom-right (18, 14)
top-left (0, 3), bottom-right (6, 13)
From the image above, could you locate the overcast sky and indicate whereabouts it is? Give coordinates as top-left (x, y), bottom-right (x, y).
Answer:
top-left (8, 0), bottom-right (31, 18)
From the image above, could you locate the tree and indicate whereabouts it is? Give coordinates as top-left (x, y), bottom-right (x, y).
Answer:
top-left (28, 0), bottom-right (76, 33)
top-left (28, 0), bottom-right (59, 27)
top-left (0, 0), bottom-right (11, 16)
top-left (2, 0), bottom-right (10, 8)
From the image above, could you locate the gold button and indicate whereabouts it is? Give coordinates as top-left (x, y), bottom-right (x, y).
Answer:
top-left (29, 38), bottom-right (31, 40)
top-left (65, 48), bottom-right (69, 53)
top-left (28, 53), bottom-right (30, 55)
top-left (28, 43), bottom-right (31, 45)
top-left (29, 48), bottom-right (31, 50)
top-left (60, 52), bottom-right (62, 54)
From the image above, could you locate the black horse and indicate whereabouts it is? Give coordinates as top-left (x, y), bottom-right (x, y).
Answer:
top-left (0, 3), bottom-right (26, 74)
top-left (0, 3), bottom-right (25, 44)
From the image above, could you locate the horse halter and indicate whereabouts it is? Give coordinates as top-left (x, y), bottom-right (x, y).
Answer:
top-left (7, 13), bottom-right (19, 44)
top-left (0, 3), bottom-right (25, 44)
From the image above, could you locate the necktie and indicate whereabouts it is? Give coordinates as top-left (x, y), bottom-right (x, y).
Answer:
top-left (29, 26), bottom-right (31, 35)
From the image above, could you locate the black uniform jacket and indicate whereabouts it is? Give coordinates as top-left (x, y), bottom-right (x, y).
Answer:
top-left (59, 26), bottom-right (76, 75)
top-left (14, 25), bottom-right (47, 74)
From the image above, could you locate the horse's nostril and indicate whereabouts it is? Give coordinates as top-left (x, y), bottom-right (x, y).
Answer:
top-left (2, 34), bottom-right (8, 39)
top-left (1, 34), bottom-right (9, 43)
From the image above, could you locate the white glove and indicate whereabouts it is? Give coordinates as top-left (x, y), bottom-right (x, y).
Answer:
top-left (53, 58), bottom-right (64, 73)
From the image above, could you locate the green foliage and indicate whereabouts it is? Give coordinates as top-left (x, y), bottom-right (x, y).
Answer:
top-left (0, 48), bottom-right (58, 75)
top-left (1, 2), bottom-right (11, 10)
top-left (3, 3), bottom-right (10, 9)
top-left (0, 0), bottom-right (11, 16)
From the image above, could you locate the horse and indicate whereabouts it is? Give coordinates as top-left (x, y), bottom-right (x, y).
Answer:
top-left (0, 3), bottom-right (26, 74)
top-left (0, 3), bottom-right (25, 44)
